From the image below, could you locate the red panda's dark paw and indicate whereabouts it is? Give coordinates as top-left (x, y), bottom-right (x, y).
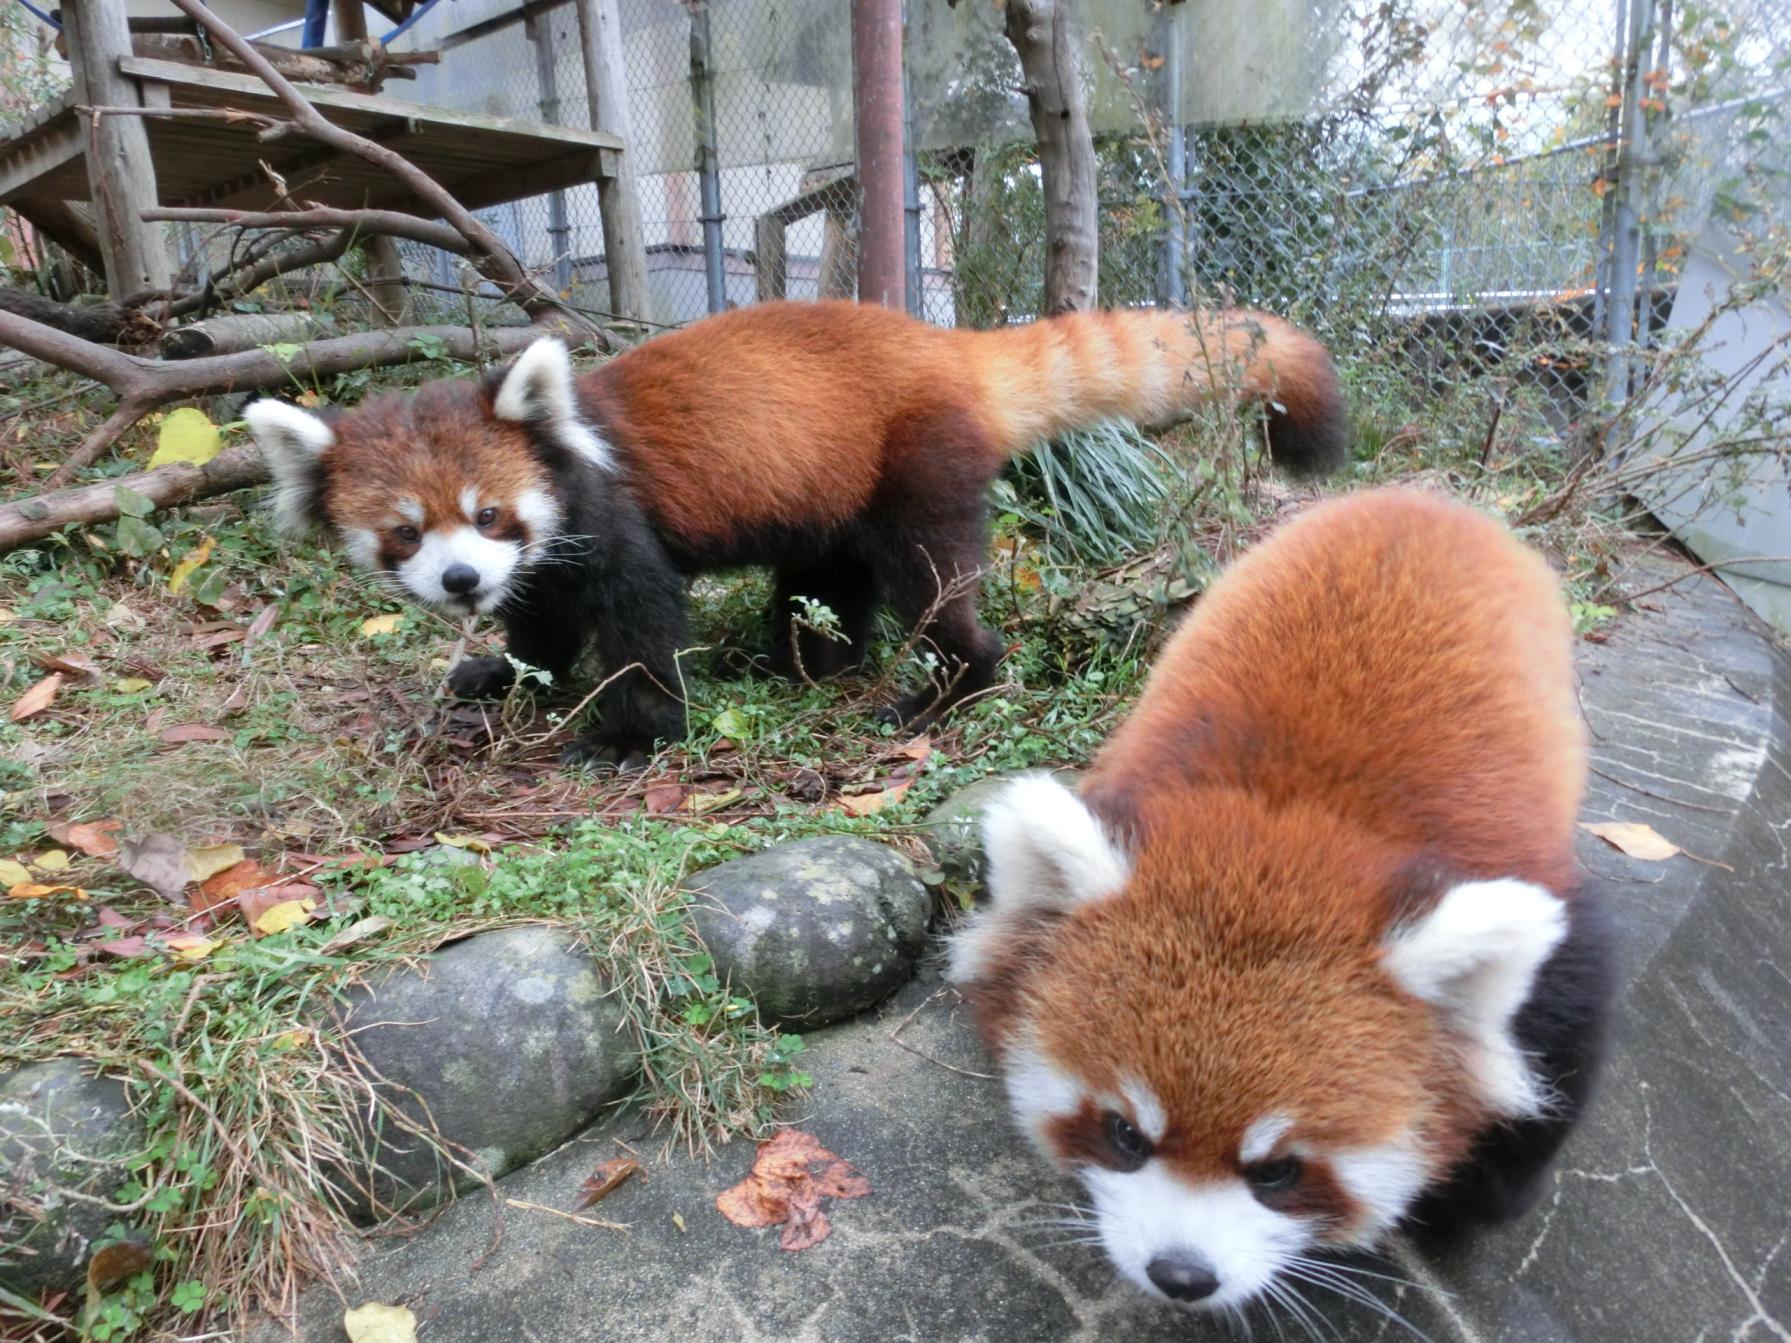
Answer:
top-left (558, 734), bottom-right (651, 773)
top-left (446, 655), bottom-right (515, 700)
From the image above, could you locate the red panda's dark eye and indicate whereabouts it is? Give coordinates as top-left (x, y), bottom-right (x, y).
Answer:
top-left (1243, 1156), bottom-right (1303, 1197)
top-left (1102, 1111), bottom-right (1151, 1171)
top-left (394, 524), bottom-right (420, 544)
top-left (476, 507), bottom-right (498, 528)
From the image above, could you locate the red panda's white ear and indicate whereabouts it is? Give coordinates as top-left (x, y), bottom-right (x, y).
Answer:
top-left (947, 774), bottom-right (1129, 984)
top-left (493, 338), bottom-right (612, 468)
top-left (244, 400), bottom-right (334, 536)
top-left (1381, 878), bottom-right (1568, 1117)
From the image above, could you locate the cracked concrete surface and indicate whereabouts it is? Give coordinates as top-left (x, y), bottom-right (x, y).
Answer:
top-left (256, 562), bottom-right (1790, 1342)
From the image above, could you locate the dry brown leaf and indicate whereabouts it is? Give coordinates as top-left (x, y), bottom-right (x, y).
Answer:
top-left (47, 819), bottom-right (122, 858)
top-left (320, 915), bottom-right (394, 954)
top-left (715, 1129), bottom-right (871, 1252)
top-left (837, 777), bottom-right (913, 817)
top-left (1579, 820), bottom-right (1681, 862)
top-left (11, 672), bottom-right (63, 723)
top-left (159, 723), bottom-right (231, 745)
top-left (117, 832), bottom-right (195, 897)
top-left (86, 1237), bottom-right (153, 1293)
top-left (644, 783), bottom-right (688, 815)
top-left (37, 653), bottom-right (102, 681)
top-left (576, 1157), bottom-right (643, 1209)
top-left (97, 935), bottom-right (150, 957)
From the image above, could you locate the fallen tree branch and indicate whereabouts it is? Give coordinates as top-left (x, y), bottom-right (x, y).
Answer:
top-left (0, 446), bottom-right (269, 552)
top-left (0, 285), bottom-right (167, 346)
top-left (0, 307), bottom-right (542, 491)
top-left (165, 228), bottom-right (354, 321)
top-left (144, 205), bottom-right (467, 258)
top-left (166, 0), bottom-right (607, 350)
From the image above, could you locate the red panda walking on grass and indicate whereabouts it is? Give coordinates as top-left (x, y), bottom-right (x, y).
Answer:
top-left (949, 488), bottom-right (1611, 1312)
top-left (246, 300), bottom-right (1346, 761)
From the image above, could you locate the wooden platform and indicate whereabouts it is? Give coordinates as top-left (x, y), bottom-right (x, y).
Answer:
top-left (0, 57), bottom-right (621, 216)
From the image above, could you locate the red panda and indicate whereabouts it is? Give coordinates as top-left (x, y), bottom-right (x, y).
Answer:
top-left (948, 487), bottom-right (1610, 1312)
top-left (245, 299), bottom-right (1346, 761)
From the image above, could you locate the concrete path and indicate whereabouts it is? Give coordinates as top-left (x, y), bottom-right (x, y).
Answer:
top-left (260, 561), bottom-right (1791, 1343)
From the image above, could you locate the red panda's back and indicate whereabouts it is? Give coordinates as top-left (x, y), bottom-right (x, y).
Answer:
top-left (1084, 488), bottom-right (1586, 894)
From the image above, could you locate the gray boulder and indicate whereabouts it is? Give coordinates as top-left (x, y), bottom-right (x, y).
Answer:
top-left (686, 836), bottom-right (928, 1027)
top-left (0, 1059), bottom-right (145, 1293)
top-left (921, 769), bottom-right (1079, 894)
top-left (341, 925), bottom-right (636, 1214)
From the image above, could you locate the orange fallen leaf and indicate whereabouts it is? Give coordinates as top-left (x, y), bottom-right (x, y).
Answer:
top-left (1579, 820), bottom-right (1681, 862)
top-left (11, 672), bottom-right (63, 723)
top-left (87, 1237), bottom-right (154, 1293)
top-left (644, 783), bottom-right (687, 815)
top-left (576, 1157), bottom-right (643, 1209)
top-left (46, 819), bottom-right (122, 858)
top-left (37, 652), bottom-right (101, 681)
top-left (715, 1129), bottom-right (870, 1252)
top-left (192, 859), bottom-right (280, 917)
top-left (8, 882), bottom-right (87, 900)
top-left (837, 777), bottom-right (913, 817)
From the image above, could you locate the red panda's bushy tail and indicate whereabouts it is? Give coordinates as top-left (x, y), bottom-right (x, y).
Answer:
top-left (956, 307), bottom-right (1350, 478)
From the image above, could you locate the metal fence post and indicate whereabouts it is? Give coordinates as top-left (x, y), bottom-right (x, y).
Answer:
top-left (530, 11), bottom-right (574, 295)
top-left (854, 0), bottom-right (907, 308)
top-left (1604, 0), bottom-right (1656, 403)
top-left (1157, 1), bottom-right (1186, 308)
top-left (901, 0), bottom-right (922, 315)
top-left (688, 0), bottom-right (727, 315)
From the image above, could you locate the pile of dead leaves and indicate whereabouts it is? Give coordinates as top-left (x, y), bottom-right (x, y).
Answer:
top-left (715, 1130), bottom-right (871, 1252)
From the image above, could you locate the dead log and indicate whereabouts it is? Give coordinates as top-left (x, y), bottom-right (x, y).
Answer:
top-left (0, 285), bottom-right (164, 345)
top-left (1003, 0), bottom-right (1099, 314)
top-left (0, 446), bottom-right (270, 552)
top-left (159, 312), bottom-right (324, 360)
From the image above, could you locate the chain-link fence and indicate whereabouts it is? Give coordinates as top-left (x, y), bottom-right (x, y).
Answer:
top-left (368, 0), bottom-right (1787, 440)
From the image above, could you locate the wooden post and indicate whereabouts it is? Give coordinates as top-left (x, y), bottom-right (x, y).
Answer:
top-left (332, 0), bottom-right (409, 323)
top-left (573, 0), bottom-right (653, 324)
top-left (754, 214), bottom-right (786, 303)
top-left (63, 0), bottom-right (172, 295)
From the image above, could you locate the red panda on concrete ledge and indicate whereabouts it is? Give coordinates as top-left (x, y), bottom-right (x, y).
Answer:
top-left (246, 299), bottom-right (1346, 762)
top-left (950, 487), bottom-right (1611, 1312)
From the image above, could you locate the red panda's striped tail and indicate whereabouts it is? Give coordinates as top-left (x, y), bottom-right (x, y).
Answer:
top-left (958, 307), bottom-right (1350, 477)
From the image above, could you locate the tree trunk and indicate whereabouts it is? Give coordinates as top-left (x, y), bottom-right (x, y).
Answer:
top-left (0, 447), bottom-right (270, 552)
top-left (1003, 0), bottom-right (1099, 314)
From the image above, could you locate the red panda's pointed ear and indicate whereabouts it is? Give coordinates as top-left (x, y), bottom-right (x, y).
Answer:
top-left (245, 400), bottom-right (334, 536)
top-left (493, 338), bottom-right (613, 469)
top-left (1381, 877), bottom-right (1568, 1118)
top-left (947, 774), bottom-right (1130, 985)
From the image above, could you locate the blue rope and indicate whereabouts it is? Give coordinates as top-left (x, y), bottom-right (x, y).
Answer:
top-left (13, 0), bottom-right (60, 30)
top-left (381, 0), bottom-right (444, 46)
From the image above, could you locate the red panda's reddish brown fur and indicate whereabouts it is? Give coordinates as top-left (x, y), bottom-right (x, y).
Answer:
top-left (950, 488), bottom-right (1609, 1307)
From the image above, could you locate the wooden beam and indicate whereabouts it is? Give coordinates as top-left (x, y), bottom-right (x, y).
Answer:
top-left (0, 119), bottom-right (83, 203)
top-left (754, 214), bottom-right (786, 303)
top-left (63, 0), bottom-right (172, 293)
top-left (9, 197), bottom-right (104, 275)
top-left (573, 0), bottom-right (652, 323)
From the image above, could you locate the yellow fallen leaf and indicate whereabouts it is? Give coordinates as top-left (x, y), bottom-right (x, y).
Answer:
top-left (187, 843), bottom-right (247, 884)
top-left (9, 882), bottom-right (87, 900)
top-left (837, 778), bottom-right (913, 817)
top-left (165, 933), bottom-right (219, 962)
top-left (686, 787), bottom-right (744, 814)
top-left (32, 849), bottom-right (70, 874)
top-left (254, 898), bottom-right (317, 936)
top-left (0, 606), bottom-right (15, 624)
top-left (168, 535), bottom-right (216, 595)
top-left (433, 832), bottom-right (492, 854)
top-left (1579, 820), bottom-right (1681, 862)
top-left (148, 407), bottom-right (222, 468)
top-left (0, 859), bottom-right (33, 887)
top-left (343, 1303), bottom-right (417, 1343)
top-left (113, 677), bottom-right (153, 694)
top-left (360, 614), bottom-right (404, 637)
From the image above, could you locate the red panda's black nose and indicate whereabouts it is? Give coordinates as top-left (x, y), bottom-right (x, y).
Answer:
top-left (1147, 1254), bottom-right (1220, 1302)
top-left (441, 564), bottom-right (481, 596)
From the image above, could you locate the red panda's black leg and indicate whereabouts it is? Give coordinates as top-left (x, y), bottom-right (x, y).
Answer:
top-left (872, 510), bottom-right (1002, 729)
top-left (769, 554), bottom-right (880, 680)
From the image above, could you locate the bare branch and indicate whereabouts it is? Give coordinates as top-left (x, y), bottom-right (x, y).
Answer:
top-left (0, 447), bottom-right (270, 552)
top-left (144, 205), bottom-right (468, 257)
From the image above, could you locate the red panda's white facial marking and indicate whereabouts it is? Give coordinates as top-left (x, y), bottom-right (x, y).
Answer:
top-left (952, 774), bottom-right (1568, 1311)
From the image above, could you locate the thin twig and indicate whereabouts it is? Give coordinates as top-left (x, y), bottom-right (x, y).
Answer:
top-left (502, 1197), bottom-right (630, 1232)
